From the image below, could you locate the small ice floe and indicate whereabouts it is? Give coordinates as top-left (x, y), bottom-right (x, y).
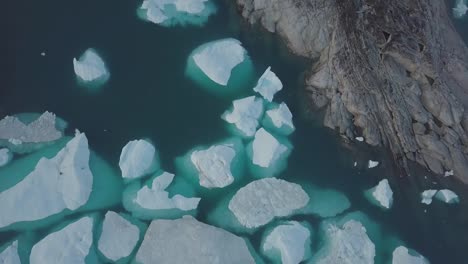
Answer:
top-left (434, 189), bottom-right (459, 204)
top-left (73, 48), bottom-right (109, 86)
top-left (119, 139), bottom-right (159, 181)
top-left (222, 96), bottom-right (264, 138)
top-left (40, 52), bottom-right (46, 56)
top-left (453, 0), bottom-right (468, 18)
top-left (392, 246), bottom-right (429, 264)
top-left (0, 240), bottom-right (20, 264)
top-left (355, 136), bottom-right (364, 142)
top-left (135, 216), bottom-right (256, 264)
top-left (368, 160), bottom-right (379, 168)
top-left (0, 148), bottom-right (12, 167)
top-left (261, 221), bottom-right (312, 264)
top-left (353, 161), bottom-right (358, 167)
top-left (30, 216), bottom-right (95, 264)
top-left (420, 190), bottom-right (437, 205)
top-left (365, 179), bottom-right (393, 209)
top-left (444, 170), bottom-right (454, 177)
top-left (253, 67), bottom-right (282, 102)
top-left (262, 102), bottom-right (295, 136)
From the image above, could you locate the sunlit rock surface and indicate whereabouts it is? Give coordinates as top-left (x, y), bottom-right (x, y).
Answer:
top-left (392, 246), bottom-right (429, 264)
top-left (262, 102), bottom-right (295, 136)
top-left (135, 215), bottom-right (256, 264)
top-left (73, 48), bottom-right (109, 86)
top-left (253, 67), bottom-right (283, 102)
top-left (365, 179), bottom-right (393, 209)
top-left (222, 96), bottom-right (265, 138)
top-left (119, 139), bottom-right (159, 181)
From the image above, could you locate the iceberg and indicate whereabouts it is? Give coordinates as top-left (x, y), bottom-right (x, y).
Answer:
top-left (176, 137), bottom-right (245, 189)
top-left (97, 211), bottom-right (146, 263)
top-left (365, 179), bottom-right (393, 209)
top-left (30, 216), bottom-right (97, 264)
top-left (356, 136), bottom-right (364, 142)
top-left (123, 171), bottom-right (201, 220)
top-left (368, 160), bottom-right (379, 168)
top-left (262, 102), bottom-right (295, 136)
top-left (246, 128), bottom-right (292, 178)
top-left (261, 221), bottom-right (312, 264)
top-left (253, 67), bottom-right (283, 102)
top-left (392, 246), bottom-right (429, 264)
top-left (119, 139), bottom-right (159, 181)
top-left (420, 190), bottom-right (437, 205)
top-left (227, 178), bottom-right (309, 230)
top-left (0, 241), bottom-right (20, 264)
top-left (137, 0), bottom-right (216, 27)
top-left (453, 0), bottom-right (467, 18)
top-left (0, 148), bottom-right (12, 167)
top-left (434, 189), bottom-right (459, 204)
top-left (73, 48), bottom-right (109, 87)
top-left (310, 220), bottom-right (375, 264)
top-left (222, 96), bottom-right (265, 138)
top-left (135, 216), bottom-right (256, 264)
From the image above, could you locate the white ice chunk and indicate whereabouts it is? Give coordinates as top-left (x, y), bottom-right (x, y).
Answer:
top-left (119, 139), bottom-right (156, 180)
top-left (0, 241), bottom-right (20, 264)
top-left (30, 216), bottom-right (93, 264)
top-left (435, 189), bottom-right (459, 204)
top-left (190, 144), bottom-right (236, 188)
top-left (444, 170), bottom-right (454, 177)
top-left (0, 148), bottom-right (12, 167)
top-left (141, 0), bottom-right (210, 24)
top-left (368, 160), bottom-right (379, 168)
top-left (98, 211), bottom-right (140, 262)
top-left (355, 137), bottom-right (364, 142)
top-left (366, 179), bottom-right (393, 209)
top-left (453, 0), bottom-right (468, 18)
top-left (222, 96), bottom-right (264, 137)
top-left (229, 178), bottom-right (309, 229)
top-left (263, 221), bottom-right (311, 264)
top-left (266, 103), bottom-right (294, 131)
top-left (253, 67), bottom-right (283, 102)
top-left (252, 128), bottom-right (288, 168)
top-left (193, 38), bottom-right (246, 85)
top-left (135, 172), bottom-right (200, 211)
top-left (392, 246), bottom-right (429, 264)
top-left (0, 132), bottom-right (92, 228)
top-left (73, 48), bottom-right (109, 82)
top-left (420, 190), bottom-right (437, 205)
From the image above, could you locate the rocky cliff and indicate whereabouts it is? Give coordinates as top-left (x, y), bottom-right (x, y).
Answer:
top-left (235, 0), bottom-right (468, 183)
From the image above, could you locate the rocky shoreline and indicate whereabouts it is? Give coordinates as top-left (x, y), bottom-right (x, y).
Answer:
top-left (234, 0), bottom-right (468, 183)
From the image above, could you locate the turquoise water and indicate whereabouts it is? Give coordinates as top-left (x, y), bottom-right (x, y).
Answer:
top-left (3, 0), bottom-right (468, 263)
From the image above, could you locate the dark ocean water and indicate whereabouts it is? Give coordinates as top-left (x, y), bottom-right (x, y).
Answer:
top-left (3, 0), bottom-right (468, 263)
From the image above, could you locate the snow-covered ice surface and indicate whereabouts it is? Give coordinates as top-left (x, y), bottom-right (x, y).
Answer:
top-left (392, 246), bottom-right (429, 264)
top-left (253, 67), bottom-right (282, 102)
top-left (434, 189), bottom-right (459, 204)
top-left (73, 48), bottom-right (109, 86)
top-left (421, 190), bottom-right (437, 205)
top-left (0, 241), bottom-right (20, 264)
top-left (453, 0), bottom-right (468, 18)
top-left (135, 216), bottom-right (256, 264)
top-left (0, 148), bottom-right (12, 167)
top-left (222, 96), bottom-right (264, 138)
top-left (119, 139), bottom-right (158, 181)
top-left (262, 102), bottom-right (295, 136)
top-left (365, 179), bottom-right (393, 209)
top-left (368, 160), bottom-right (379, 168)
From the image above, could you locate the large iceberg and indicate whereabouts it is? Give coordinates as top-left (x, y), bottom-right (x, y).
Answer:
top-left (310, 220), bottom-right (375, 264)
top-left (138, 0), bottom-right (216, 27)
top-left (365, 179), bottom-right (393, 209)
top-left (73, 48), bottom-right (110, 87)
top-left (420, 190), bottom-right (437, 205)
top-left (261, 221), bottom-right (312, 264)
top-left (453, 0), bottom-right (467, 18)
top-left (0, 148), bottom-right (12, 167)
top-left (0, 132), bottom-right (92, 230)
top-left (98, 211), bottom-right (146, 263)
top-left (0, 241), bottom-right (20, 264)
top-left (135, 216), bottom-right (256, 264)
top-left (392, 246), bottom-right (429, 264)
top-left (176, 137), bottom-right (245, 189)
top-left (119, 139), bottom-right (159, 181)
top-left (247, 128), bottom-right (292, 178)
top-left (253, 67), bottom-right (283, 102)
top-left (434, 189), bottom-right (459, 204)
top-left (222, 96), bottom-right (265, 138)
top-left (262, 102), bottom-right (295, 136)
top-left (123, 171), bottom-right (201, 220)
top-left (30, 216), bottom-right (97, 264)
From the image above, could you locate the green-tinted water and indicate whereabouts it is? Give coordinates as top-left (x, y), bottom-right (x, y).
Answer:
top-left (3, 0), bottom-right (468, 263)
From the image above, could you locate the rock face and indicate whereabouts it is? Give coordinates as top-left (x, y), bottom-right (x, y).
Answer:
top-left (235, 0), bottom-right (468, 183)
top-left (135, 216), bottom-right (256, 264)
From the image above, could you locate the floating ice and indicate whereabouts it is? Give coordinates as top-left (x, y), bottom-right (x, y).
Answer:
top-left (73, 48), bottom-right (109, 85)
top-left (434, 189), bottom-right (459, 204)
top-left (253, 67), bottom-right (283, 102)
top-left (392, 246), bottom-right (429, 264)
top-left (0, 148), bottom-right (12, 167)
top-left (444, 170), bottom-right (454, 177)
top-left (0, 241), bottom-right (20, 264)
top-left (453, 0), bottom-right (468, 18)
top-left (119, 139), bottom-right (158, 181)
top-left (138, 0), bottom-right (216, 27)
top-left (30, 216), bottom-right (95, 264)
top-left (356, 137), bottom-right (364, 142)
top-left (98, 211), bottom-right (144, 263)
top-left (123, 171), bottom-right (201, 220)
top-left (222, 96), bottom-right (264, 138)
top-left (0, 132), bottom-right (92, 229)
top-left (262, 102), bottom-right (295, 136)
top-left (420, 190), bottom-right (437, 205)
top-left (228, 178), bottom-right (309, 229)
top-left (135, 216), bottom-right (256, 264)
top-left (368, 160), bottom-right (379, 168)
top-left (365, 179), bottom-right (393, 209)
top-left (262, 221), bottom-right (312, 264)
